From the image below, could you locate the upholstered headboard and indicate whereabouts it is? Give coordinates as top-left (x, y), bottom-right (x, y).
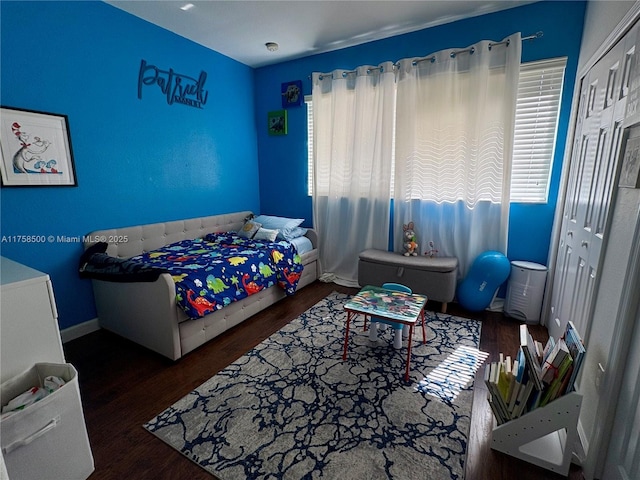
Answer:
top-left (84, 211), bottom-right (251, 258)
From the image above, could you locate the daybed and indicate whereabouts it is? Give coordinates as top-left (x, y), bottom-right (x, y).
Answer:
top-left (83, 211), bottom-right (318, 360)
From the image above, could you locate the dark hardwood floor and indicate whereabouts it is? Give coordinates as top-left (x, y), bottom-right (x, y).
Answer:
top-left (64, 281), bottom-right (584, 479)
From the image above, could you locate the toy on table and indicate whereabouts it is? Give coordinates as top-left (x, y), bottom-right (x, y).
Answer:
top-left (368, 283), bottom-right (412, 349)
top-left (403, 222), bottom-right (418, 256)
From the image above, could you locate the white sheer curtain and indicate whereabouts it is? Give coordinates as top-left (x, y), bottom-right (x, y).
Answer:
top-left (312, 62), bottom-right (395, 286)
top-left (394, 33), bottom-right (521, 277)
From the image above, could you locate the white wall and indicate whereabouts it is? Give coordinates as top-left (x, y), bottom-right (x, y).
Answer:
top-left (582, 188), bottom-right (640, 476)
top-left (577, 1), bottom-right (637, 73)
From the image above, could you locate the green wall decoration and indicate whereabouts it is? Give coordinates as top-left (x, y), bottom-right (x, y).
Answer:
top-left (268, 110), bottom-right (287, 135)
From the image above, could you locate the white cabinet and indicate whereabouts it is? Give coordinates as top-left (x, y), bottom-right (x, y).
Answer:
top-left (0, 257), bottom-right (94, 479)
top-left (0, 257), bottom-right (65, 383)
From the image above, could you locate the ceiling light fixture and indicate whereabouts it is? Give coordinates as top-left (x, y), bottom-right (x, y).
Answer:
top-left (180, 3), bottom-right (195, 11)
top-left (265, 42), bottom-right (279, 52)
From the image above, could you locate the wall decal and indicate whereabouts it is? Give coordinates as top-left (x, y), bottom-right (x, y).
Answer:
top-left (281, 80), bottom-right (302, 108)
top-left (138, 59), bottom-right (209, 109)
top-left (0, 107), bottom-right (77, 187)
top-left (268, 110), bottom-right (287, 136)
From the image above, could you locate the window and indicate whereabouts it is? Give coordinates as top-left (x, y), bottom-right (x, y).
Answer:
top-left (511, 57), bottom-right (567, 202)
top-left (306, 57), bottom-right (567, 202)
top-left (306, 95), bottom-right (314, 195)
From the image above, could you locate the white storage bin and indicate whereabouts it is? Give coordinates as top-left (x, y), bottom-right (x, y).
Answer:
top-left (1, 363), bottom-right (94, 480)
top-left (504, 261), bottom-right (548, 324)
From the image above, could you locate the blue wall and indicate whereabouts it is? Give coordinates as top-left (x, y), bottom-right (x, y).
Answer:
top-left (1, 1), bottom-right (586, 332)
top-left (0, 1), bottom-right (259, 329)
top-left (255, 0), bottom-right (586, 265)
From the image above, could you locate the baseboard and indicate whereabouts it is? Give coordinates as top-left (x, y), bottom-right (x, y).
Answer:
top-left (60, 318), bottom-right (100, 343)
top-left (573, 417), bottom-right (588, 467)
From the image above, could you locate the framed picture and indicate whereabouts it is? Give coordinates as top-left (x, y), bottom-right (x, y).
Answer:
top-left (0, 107), bottom-right (77, 187)
top-left (268, 110), bottom-right (288, 136)
top-left (281, 80), bottom-right (303, 108)
top-left (619, 124), bottom-right (640, 188)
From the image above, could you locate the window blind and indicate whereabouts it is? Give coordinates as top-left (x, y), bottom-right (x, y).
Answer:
top-left (511, 57), bottom-right (567, 203)
top-left (306, 96), bottom-right (313, 195)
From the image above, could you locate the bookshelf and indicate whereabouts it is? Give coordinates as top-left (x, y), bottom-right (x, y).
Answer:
top-left (486, 321), bottom-right (585, 476)
top-left (491, 391), bottom-right (582, 476)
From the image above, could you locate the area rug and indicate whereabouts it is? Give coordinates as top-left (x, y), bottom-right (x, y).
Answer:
top-left (144, 291), bottom-right (482, 479)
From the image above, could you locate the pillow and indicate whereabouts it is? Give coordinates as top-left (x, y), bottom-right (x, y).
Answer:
top-left (253, 215), bottom-right (305, 241)
top-left (285, 226), bottom-right (308, 241)
top-left (253, 227), bottom-right (279, 242)
top-left (237, 220), bottom-right (262, 239)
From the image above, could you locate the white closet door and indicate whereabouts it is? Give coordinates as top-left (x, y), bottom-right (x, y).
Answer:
top-left (548, 24), bottom-right (635, 345)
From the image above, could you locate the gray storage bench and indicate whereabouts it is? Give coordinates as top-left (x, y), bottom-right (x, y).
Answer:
top-left (358, 249), bottom-right (458, 313)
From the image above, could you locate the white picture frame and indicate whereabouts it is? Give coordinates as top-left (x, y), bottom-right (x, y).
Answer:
top-left (0, 107), bottom-right (77, 187)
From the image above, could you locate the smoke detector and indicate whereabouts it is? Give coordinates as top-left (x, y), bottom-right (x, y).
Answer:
top-left (265, 42), bottom-right (279, 52)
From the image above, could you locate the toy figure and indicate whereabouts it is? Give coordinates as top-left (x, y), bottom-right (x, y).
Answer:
top-left (425, 241), bottom-right (438, 258)
top-left (403, 222), bottom-right (418, 256)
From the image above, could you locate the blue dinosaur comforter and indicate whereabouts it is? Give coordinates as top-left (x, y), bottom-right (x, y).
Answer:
top-left (130, 233), bottom-right (304, 319)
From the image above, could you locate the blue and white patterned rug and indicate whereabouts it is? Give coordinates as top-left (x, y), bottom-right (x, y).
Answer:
top-left (144, 291), bottom-right (482, 479)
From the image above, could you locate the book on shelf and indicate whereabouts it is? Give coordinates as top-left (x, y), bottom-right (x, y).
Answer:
top-left (485, 362), bottom-right (510, 424)
top-left (563, 321), bottom-right (586, 392)
top-left (512, 349), bottom-right (530, 415)
top-left (507, 349), bottom-right (525, 414)
top-left (540, 351), bottom-right (573, 407)
top-left (540, 338), bottom-right (571, 384)
top-left (484, 364), bottom-right (505, 424)
top-left (512, 378), bottom-right (534, 418)
top-left (534, 340), bottom-right (544, 362)
top-left (487, 393), bottom-right (506, 425)
top-left (505, 358), bottom-right (519, 412)
top-left (497, 354), bottom-right (511, 400)
top-left (519, 324), bottom-right (545, 391)
top-left (486, 322), bottom-right (586, 425)
top-left (542, 336), bottom-right (555, 357)
top-left (527, 386), bottom-right (544, 412)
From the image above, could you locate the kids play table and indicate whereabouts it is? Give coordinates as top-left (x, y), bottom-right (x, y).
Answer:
top-left (342, 285), bottom-right (428, 381)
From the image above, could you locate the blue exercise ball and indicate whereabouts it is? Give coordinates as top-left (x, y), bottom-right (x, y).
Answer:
top-left (456, 251), bottom-right (511, 311)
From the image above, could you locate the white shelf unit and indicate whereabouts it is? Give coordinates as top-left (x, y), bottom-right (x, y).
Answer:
top-left (491, 391), bottom-right (582, 476)
top-left (0, 256), bottom-right (66, 383)
top-left (0, 257), bottom-right (95, 480)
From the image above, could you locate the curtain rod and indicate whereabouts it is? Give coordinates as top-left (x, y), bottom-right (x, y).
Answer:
top-left (310, 31), bottom-right (543, 79)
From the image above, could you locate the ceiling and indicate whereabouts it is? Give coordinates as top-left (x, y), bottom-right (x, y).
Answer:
top-left (105, 0), bottom-right (537, 68)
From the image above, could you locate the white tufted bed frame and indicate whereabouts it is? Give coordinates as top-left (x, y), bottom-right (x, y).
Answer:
top-left (84, 211), bottom-right (318, 360)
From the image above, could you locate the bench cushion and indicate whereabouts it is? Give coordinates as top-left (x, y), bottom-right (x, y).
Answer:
top-left (358, 249), bottom-right (458, 273)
